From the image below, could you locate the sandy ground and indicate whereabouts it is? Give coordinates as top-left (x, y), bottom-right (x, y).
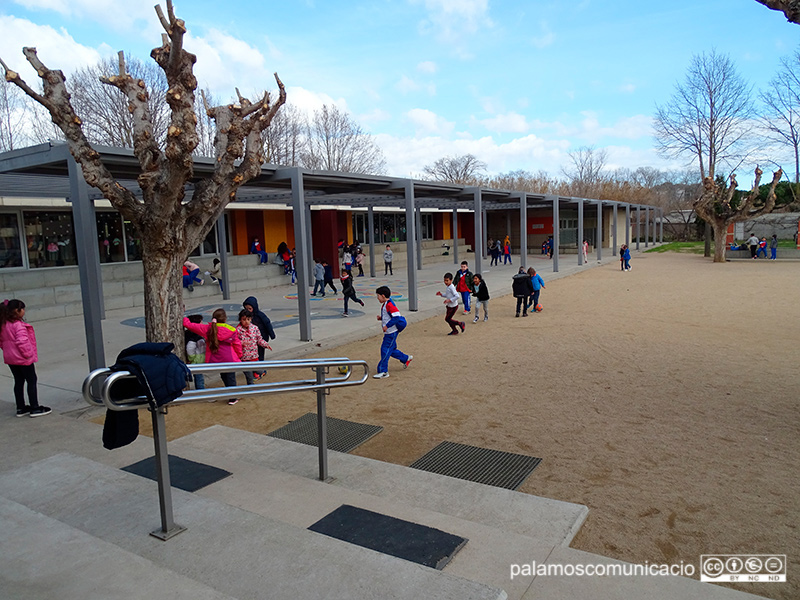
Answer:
top-left (137, 252), bottom-right (799, 600)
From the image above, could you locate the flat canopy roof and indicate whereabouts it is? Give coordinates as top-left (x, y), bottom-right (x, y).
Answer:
top-left (0, 141), bottom-right (654, 211)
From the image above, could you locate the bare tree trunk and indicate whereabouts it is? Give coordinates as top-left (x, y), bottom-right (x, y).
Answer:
top-left (704, 222), bottom-right (712, 257)
top-left (712, 222), bottom-right (729, 263)
top-left (140, 245), bottom-right (185, 350)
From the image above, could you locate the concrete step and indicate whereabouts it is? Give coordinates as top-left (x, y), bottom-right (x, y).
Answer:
top-left (0, 495), bottom-right (236, 600)
top-left (174, 425), bottom-right (589, 547)
top-left (0, 453), bottom-right (506, 600)
top-left (165, 439), bottom-right (555, 600)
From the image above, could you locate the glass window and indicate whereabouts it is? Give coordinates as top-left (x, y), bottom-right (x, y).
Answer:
top-left (24, 211), bottom-right (77, 268)
top-left (0, 213), bottom-right (24, 269)
top-left (123, 219), bottom-right (142, 261)
top-left (189, 215), bottom-right (230, 257)
top-left (96, 212), bottom-right (125, 263)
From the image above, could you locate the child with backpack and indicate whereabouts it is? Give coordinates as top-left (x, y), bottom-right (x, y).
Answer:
top-left (183, 308), bottom-right (243, 405)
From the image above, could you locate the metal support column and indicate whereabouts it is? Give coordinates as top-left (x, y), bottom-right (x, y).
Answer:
top-left (216, 213), bottom-right (230, 301)
top-left (415, 206), bottom-right (423, 270)
top-left (577, 198), bottom-right (584, 266)
top-left (471, 188), bottom-right (483, 275)
top-left (368, 206), bottom-right (376, 277)
top-left (315, 366), bottom-right (329, 481)
top-left (551, 196), bottom-right (560, 273)
top-left (612, 203), bottom-right (618, 256)
top-left (68, 157), bottom-right (105, 370)
top-left (149, 406), bottom-right (185, 540)
top-left (518, 193), bottom-right (527, 267)
top-left (304, 202), bottom-right (314, 287)
top-left (596, 200), bottom-right (603, 262)
top-left (284, 167), bottom-right (312, 341)
top-left (625, 205), bottom-right (631, 246)
top-left (636, 206), bottom-right (641, 250)
top-left (452, 209), bottom-right (459, 266)
top-left (404, 181), bottom-right (419, 311)
top-left (659, 208), bottom-right (664, 243)
top-left (644, 207), bottom-right (650, 247)
top-left (482, 209), bottom-right (488, 260)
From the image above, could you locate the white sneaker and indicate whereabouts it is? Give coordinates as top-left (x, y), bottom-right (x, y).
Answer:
top-left (373, 372), bottom-right (390, 379)
top-left (473, 316), bottom-right (479, 323)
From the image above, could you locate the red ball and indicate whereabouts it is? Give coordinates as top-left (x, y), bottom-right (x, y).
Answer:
top-left (535, 304), bottom-right (543, 312)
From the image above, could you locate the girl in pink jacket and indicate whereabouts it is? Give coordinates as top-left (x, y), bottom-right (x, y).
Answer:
top-left (182, 308), bottom-right (243, 405)
top-left (0, 299), bottom-right (50, 417)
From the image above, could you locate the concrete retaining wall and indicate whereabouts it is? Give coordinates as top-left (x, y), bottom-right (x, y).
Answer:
top-left (5, 238), bottom-right (471, 322)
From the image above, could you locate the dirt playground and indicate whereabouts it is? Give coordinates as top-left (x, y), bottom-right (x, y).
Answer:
top-left (141, 251), bottom-right (799, 600)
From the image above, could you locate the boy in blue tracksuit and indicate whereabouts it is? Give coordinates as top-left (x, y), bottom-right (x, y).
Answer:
top-left (623, 246), bottom-right (632, 271)
top-left (373, 285), bottom-right (411, 379)
top-left (527, 267), bottom-right (546, 311)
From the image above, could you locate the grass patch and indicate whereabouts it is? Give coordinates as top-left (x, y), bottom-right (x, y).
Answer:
top-left (645, 242), bottom-right (705, 254)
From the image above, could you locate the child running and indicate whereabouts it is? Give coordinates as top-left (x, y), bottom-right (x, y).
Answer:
top-left (436, 272), bottom-right (466, 335)
top-left (471, 273), bottom-right (490, 322)
top-left (183, 308), bottom-right (243, 405)
top-left (340, 267), bottom-right (365, 317)
top-left (236, 309), bottom-right (272, 385)
top-left (527, 267), bottom-right (546, 312)
top-left (0, 299), bottom-right (50, 417)
top-left (374, 285), bottom-right (411, 379)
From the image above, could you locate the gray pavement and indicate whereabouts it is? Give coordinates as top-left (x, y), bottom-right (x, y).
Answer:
top-left (0, 247), bottom-right (646, 417)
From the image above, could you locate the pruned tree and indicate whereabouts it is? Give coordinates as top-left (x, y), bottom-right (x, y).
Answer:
top-left (695, 167), bottom-right (783, 262)
top-left (301, 104), bottom-right (385, 174)
top-left (756, 0), bottom-right (800, 23)
top-left (422, 154), bottom-right (486, 184)
top-left (760, 50), bottom-right (800, 184)
top-left (561, 145), bottom-right (609, 197)
top-left (1, 0), bottom-right (285, 349)
top-left (654, 50), bottom-right (754, 256)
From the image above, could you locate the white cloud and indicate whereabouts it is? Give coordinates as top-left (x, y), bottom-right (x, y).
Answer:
top-left (478, 111), bottom-right (530, 133)
top-left (619, 83), bottom-right (636, 93)
top-left (405, 108), bottom-right (455, 137)
top-left (417, 60), bottom-right (437, 74)
top-left (12, 0), bottom-right (157, 33)
top-left (360, 108), bottom-right (392, 125)
top-left (531, 21), bottom-right (555, 49)
top-left (412, 0), bottom-right (493, 56)
top-left (396, 75), bottom-right (420, 94)
top-left (0, 15), bottom-right (102, 80)
top-left (284, 86), bottom-right (346, 116)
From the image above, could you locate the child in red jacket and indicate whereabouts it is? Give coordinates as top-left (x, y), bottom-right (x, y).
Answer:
top-left (0, 299), bottom-right (50, 417)
top-left (183, 308), bottom-right (243, 405)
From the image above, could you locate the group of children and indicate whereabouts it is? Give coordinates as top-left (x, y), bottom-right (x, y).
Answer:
top-left (511, 267), bottom-right (546, 317)
top-left (182, 295), bottom-right (276, 405)
top-left (620, 244), bottom-right (632, 271)
top-left (434, 261), bottom-right (493, 333)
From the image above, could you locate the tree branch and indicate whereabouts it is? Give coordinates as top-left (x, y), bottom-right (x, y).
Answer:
top-left (2, 48), bottom-right (141, 218)
top-left (756, 0), bottom-right (800, 24)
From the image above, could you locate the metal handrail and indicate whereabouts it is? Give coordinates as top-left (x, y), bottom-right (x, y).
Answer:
top-left (82, 357), bottom-right (369, 541)
top-left (83, 358), bottom-right (368, 410)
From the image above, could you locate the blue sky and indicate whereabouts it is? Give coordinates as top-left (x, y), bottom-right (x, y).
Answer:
top-left (1, 0), bottom-right (796, 180)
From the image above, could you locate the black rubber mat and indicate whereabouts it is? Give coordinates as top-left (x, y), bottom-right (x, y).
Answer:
top-left (267, 412), bottom-right (382, 453)
top-left (308, 504), bottom-right (467, 570)
top-left (409, 441), bottom-right (542, 490)
top-left (122, 454), bottom-right (231, 492)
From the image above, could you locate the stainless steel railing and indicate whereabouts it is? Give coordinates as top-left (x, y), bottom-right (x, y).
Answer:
top-left (83, 357), bottom-right (369, 540)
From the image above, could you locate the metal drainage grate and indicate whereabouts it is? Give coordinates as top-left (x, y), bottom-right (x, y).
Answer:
top-left (409, 441), bottom-right (542, 490)
top-left (267, 412), bottom-right (383, 453)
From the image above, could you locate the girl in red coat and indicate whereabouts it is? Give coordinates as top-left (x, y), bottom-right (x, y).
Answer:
top-left (183, 308), bottom-right (243, 405)
top-left (0, 299), bottom-right (50, 417)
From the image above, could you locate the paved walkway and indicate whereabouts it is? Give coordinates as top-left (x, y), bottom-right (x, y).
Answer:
top-left (0, 246), bottom-right (655, 417)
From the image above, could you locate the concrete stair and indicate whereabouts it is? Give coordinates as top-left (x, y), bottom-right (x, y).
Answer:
top-left (0, 416), bottom-right (767, 600)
